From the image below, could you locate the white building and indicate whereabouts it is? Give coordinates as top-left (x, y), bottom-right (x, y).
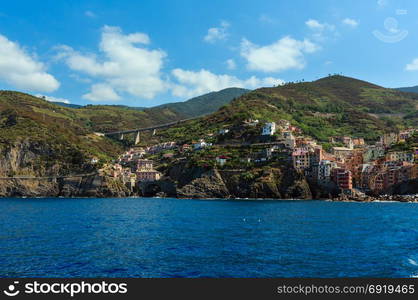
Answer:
top-left (193, 139), bottom-right (211, 150)
top-left (262, 122), bottom-right (277, 136)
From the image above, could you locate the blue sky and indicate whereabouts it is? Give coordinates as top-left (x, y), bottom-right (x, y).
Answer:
top-left (0, 0), bottom-right (417, 106)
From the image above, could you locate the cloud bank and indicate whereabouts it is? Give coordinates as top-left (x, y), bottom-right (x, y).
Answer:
top-left (0, 34), bottom-right (59, 92)
top-left (240, 36), bottom-right (318, 73)
top-left (56, 25), bottom-right (167, 101)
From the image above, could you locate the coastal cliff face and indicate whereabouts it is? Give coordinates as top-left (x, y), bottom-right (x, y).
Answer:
top-left (0, 175), bottom-right (132, 198)
top-left (0, 140), bottom-right (60, 177)
top-left (0, 140), bottom-right (313, 199)
top-left (155, 162), bottom-right (313, 199)
top-left (0, 141), bottom-right (132, 198)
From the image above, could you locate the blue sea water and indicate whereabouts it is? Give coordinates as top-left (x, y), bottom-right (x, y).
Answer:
top-left (0, 197), bottom-right (418, 278)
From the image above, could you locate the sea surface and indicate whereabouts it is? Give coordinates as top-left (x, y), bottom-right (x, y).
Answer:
top-left (0, 197), bottom-right (417, 278)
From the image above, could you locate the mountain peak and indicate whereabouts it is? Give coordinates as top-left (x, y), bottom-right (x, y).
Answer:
top-left (314, 75), bottom-right (382, 89)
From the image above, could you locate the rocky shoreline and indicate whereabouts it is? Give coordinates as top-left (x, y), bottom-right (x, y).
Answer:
top-left (2, 191), bottom-right (418, 203)
top-left (332, 194), bottom-right (418, 203)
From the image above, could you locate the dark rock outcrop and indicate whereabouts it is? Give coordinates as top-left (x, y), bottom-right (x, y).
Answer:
top-left (158, 161), bottom-right (313, 199)
top-left (385, 179), bottom-right (418, 195)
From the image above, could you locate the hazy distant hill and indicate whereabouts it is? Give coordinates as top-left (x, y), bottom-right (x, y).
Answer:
top-left (145, 87), bottom-right (249, 118)
top-left (396, 85), bottom-right (418, 94)
top-left (53, 101), bottom-right (83, 109)
top-left (52, 87), bottom-right (249, 128)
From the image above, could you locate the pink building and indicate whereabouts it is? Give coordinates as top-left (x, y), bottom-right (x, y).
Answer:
top-left (331, 168), bottom-right (353, 190)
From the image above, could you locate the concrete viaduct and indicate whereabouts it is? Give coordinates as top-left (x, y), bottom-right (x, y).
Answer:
top-left (96, 117), bottom-right (198, 144)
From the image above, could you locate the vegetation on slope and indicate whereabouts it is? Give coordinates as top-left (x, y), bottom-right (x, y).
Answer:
top-left (0, 91), bottom-right (123, 175)
top-left (0, 87), bottom-right (250, 175)
top-left (153, 75), bottom-right (418, 144)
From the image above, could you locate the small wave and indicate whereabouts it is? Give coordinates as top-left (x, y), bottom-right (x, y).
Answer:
top-left (408, 258), bottom-right (418, 266)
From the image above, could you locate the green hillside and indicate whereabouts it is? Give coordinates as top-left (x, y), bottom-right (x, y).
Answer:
top-left (0, 87), bottom-right (249, 176)
top-left (156, 75), bottom-right (418, 143)
top-left (0, 91), bottom-right (123, 176)
top-left (1, 75), bottom-right (416, 176)
top-left (77, 104), bottom-right (183, 132)
top-left (51, 87), bottom-right (249, 132)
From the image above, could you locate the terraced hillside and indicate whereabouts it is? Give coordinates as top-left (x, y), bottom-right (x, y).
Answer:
top-left (156, 75), bottom-right (418, 144)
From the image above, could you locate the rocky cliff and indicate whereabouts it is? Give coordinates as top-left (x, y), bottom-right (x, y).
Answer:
top-left (0, 175), bottom-right (133, 198)
top-left (385, 179), bottom-right (418, 195)
top-left (0, 140), bottom-right (132, 198)
top-left (0, 140), bottom-right (313, 199)
top-left (142, 161), bottom-right (313, 199)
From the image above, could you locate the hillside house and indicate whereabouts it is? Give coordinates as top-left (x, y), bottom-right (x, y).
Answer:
top-left (363, 145), bottom-right (385, 163)
top-left (386, 151), bottom-right (414, 163)
top-left (283, 131), bottom-right (296, 149)
top-left (219, 128), bottom-right (230, 135)
top-left (215, 155), bottom-right (229, 166)
top-left (137, 159), bottom-right (154, 171)
top-left (317, 160), bottom-right (336, 183)
top-left (262, 122), bottom-right (276, 136)
top-left (292, 148), bottom-right (310, 170)
top-left (332, 147), bottom-right (354, 160)
top-left (193, 139), bottom-right (211, 150)
top-left (378, 133), bottom-right (398, 148)
top-left (136, 170), bottom-right (161, 182)
top-left (352, 138), bottom-right (365, 146)
top-left (331, 168), bottom-right (353, 191)
top-left (136, 159), bottom-right (161, 182)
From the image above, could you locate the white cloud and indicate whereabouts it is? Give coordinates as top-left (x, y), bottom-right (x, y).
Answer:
top-left (342, 18), bottom-right (359, 27)
top-left (85, 11), bottom-right (96, 18)
top-left (204, 21), bottom-right (229, 43)
top-left (171, 68), bottom-right (284, 98)
top-left (226, 59), bottom-right (236, 70)
top-left (305, 19), bottom-right (337, 41)
top-left (35, 94), bottom-right (70, 104)
top-left (240, 36), bottom-right (318, 73)
top-left (83, 83), bottom-right (120, 101)
top-left (0, 34), bottom-right (59, 92)
top-left (405, 58), bottom-right (418, 71)
top-left (56, 25), bottom-right (167, 101)
top-left (306, 19), bottom-right (325, 30)
top-left (306, 19), bottom-right (335, 31)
